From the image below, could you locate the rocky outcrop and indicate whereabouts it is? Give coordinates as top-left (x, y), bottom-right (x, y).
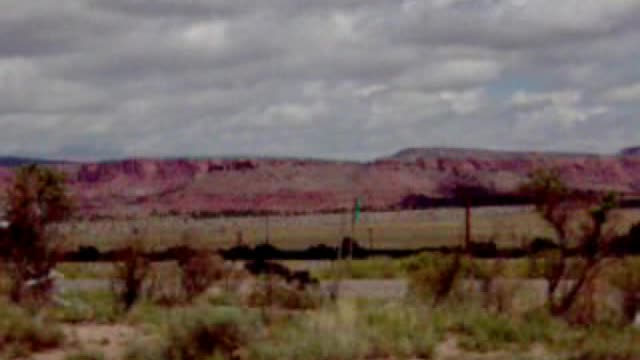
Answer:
top-left (0, 149), bottom-right (638, 218)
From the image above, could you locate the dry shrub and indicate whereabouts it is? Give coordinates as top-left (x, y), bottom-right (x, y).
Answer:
top-left (179, 253), bottom-right (226, 300)
top-left (166, 308), bottom-right (247, 360)
top-left (248, 278), bottom-right (320, 310)
top-left (0, 263), bottom-right (11, 296)
top-left (521, 170), bottom-right (619, 321)
top-left (556, 260), bottom-right (620, 327)
top-left (112, 243), bottom-right (151, 312)
top-left (3, 165), bottom-right (72, 305)
top-left (146, 262), bottom-right (183, 306)
top-left (609, 258), bottom-right (640, 325)
top-left (407, 252), bottom-right (467, 305)
top-left (468, 259), bottom-right (518, 314)
top-left (468, 259), bottom-right (497, 309)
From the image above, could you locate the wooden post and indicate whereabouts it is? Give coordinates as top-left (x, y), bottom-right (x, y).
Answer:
top-left (340, 209), bottom-right (346, 238)
top-left (236, 230), bottom-right (243, 246)
top-left (465, 199), bottom-right (471, 253)
top-left (264, 215), bottom-right (270, 245)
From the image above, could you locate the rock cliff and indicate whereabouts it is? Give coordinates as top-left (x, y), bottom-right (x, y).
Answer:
top-left (0, 148), bottom-right (638, 218)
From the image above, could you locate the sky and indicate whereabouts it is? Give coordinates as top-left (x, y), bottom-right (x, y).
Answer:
top-left (1, 0), bottom-right (639, 161)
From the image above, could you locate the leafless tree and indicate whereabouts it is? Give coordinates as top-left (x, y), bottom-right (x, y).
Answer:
top-left (521, 168), bottom-right (619, 318)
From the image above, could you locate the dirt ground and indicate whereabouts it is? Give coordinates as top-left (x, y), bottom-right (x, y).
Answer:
top-left (23, 316), bottom-right (562, 360)
top-left (29, 324), bottom-right (140, 360)
top-left (434, 337), bottom-right (551, 360)
top-left (27, 324), bottom-right (553, 360)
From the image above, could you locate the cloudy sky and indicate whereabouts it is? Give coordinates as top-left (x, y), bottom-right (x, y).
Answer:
top-left (1, 0), bottom-right (639, 160)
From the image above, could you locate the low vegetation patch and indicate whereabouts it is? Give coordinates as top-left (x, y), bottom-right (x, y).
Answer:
top-left (249, 300), bottom-right (439, 360)
top-left (0, 300), bottom-right (64, 358)
top-left (52, 290), bottom-right (119, 323)
top-left (568, 327), bottom-right (640, 360)
top-left (443, 305), bottom-right (574, 353)
top-left (57, 263), bottom-right (115, 280)
top-left (64, 350), bottom-right (106, 360)
top-left (125, 305), bottom-right (258, 360)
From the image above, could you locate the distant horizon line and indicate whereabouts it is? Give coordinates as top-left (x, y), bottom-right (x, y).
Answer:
top-left (0, 145), bottom-right (637, 165)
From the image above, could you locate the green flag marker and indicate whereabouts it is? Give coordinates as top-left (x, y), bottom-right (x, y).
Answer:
top-left (353, 197), bottom-right (361, 225)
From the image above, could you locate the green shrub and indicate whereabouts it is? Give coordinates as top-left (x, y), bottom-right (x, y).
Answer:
top-left (249, 301), bottom-right (367, 360)
top-left (124, 337), bottom-right (168, 360)
top-left (64, 350), bottom-right (106, 360)
top-left (249, 300), bottom-right (439, 360)
top-left (0, 301), bottom-right (64, 357)
top-left (56, 263), bottom-right (114, 280)
top-left (406, 253), bottom-right (469, 304)
top-left (443, 305), bottom-right (572, 353)
top-left (52, 290), bottom-right (118, 323)
top-left (127, 305), bottom-right (259, 360)
top-left (570, 328), bottom-right (640, 360)
top-left (125, 301), bottom-right (167, 328)
top-left (452, 309), bottom-right (522, 352)
top-left (360, 302), bottom-right (438, 358)
top-left (205, 290), bottom-right (241, 307)
top-left (166, 306), bottom-right (254, 360)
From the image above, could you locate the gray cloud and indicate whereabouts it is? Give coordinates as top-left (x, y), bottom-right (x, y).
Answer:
top-left (0, 0), bottom-right (639, 160)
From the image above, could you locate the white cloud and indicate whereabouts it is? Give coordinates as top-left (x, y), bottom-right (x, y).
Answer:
top-left (367, 88), bottom-right (487, 129)
top-left (354, 84), bottom-right (387, 98)
top-left (515, 104), bottom-right (608, 129)
top-left (0, 58), bottom-right (104, 113)
top-left (0, 0), bottom-right (639, 159)
top-left (510, 90), bottom-right (582, 107)
top-left (602, 83), bottom-right (640, 103)
top-left (440, 88), bottom-right (487, 115)
top-left (258, 102), bottom-right (325, 127)
top-left (181, 21), bottom-right (227, 49)
top-left (509, 90), bottom-right (609, 139)
top-left (394, 59), bottom-right (502, 90)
